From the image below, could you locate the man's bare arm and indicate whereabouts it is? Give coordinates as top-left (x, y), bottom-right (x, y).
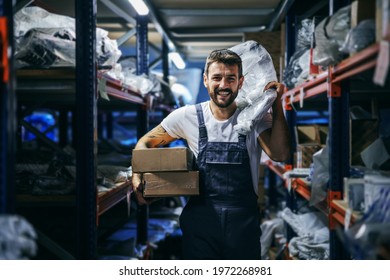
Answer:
top-left (132, 124), bottom-right (177, 205)
top-left (135, 124), bottom-right (177, 149)
top-left (258, 82), bottom-right (291, 162)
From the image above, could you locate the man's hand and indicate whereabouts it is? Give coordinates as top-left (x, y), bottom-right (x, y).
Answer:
top-left (132, 173), bottom-right (160, 205)
top-left (132, 172), bottom-right (149, 205)
top-left (264, 81), bottom-right (285, 99)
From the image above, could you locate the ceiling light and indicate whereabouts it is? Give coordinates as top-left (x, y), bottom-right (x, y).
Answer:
top-left (129, 0), bottom-right (149, 16)
top-left (169, 52), bottom-right (186, 70)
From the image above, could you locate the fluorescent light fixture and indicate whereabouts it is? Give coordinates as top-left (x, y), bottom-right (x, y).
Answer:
top-left (129, 0), bottom-right (149, 16)
top-left (169, 52), bottom-right (186, 70)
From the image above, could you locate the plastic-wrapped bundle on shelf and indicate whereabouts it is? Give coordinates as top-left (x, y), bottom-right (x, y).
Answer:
top-left (343, 187), bottom-right (390, 259)
top-left (278, 208), bottom-right (329, 260)
top-left (296, 19), bottom-right (315, 49)
top-left (283, 19), bottom-right (313, 89)
top-left (340, 19), bottom-right (376, 54)
top-left (0, 215), bottom-right (37, 259)
top-left (313, 5), bottom-right (351, 67)
top-left (283, 48), bottom-right (310, 89)
top-left (310, 141), bottom-right (329, 206)
top-left (229, 40), bottom-right (277, 135)
top-left (14, 6), bottom-right (121, 69)
top-left (115, 57), bottom-right (162, 97)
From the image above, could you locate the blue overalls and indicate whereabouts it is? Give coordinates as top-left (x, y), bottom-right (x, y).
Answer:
top-left (179, 104), bottom-right (261, 260)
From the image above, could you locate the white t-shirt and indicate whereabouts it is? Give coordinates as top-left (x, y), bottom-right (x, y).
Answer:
top-left (161, 101), bottom-right (272, 194)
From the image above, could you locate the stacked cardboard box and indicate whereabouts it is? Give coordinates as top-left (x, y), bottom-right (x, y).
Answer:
top-left (132, 147), bottom-right (199, 197)
top-left (294, 125), bottom-right (327, 168)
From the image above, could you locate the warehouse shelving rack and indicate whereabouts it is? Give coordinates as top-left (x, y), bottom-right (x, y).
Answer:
top-left (1, 1), bottom-right (173, 259)
top-left (264, 0), bottom-right (390, 259)
top-left (273, 36), bottom-right (389, 259)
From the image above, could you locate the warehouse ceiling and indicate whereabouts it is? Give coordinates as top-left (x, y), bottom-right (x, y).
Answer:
top-left (15, 0), bottom-right (296, 63)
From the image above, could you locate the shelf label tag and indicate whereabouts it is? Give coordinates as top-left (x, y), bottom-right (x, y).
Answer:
top-left (373, 40), bottom-right (389, 87)
top-left (98, 78), bottom-right (110, 100)
top-left (299, 87), bottom-right (305, 108)
top-left (344, 208), bottom-right (352, 231)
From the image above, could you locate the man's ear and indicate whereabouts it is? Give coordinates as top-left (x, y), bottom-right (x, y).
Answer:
top-left (238, 76), bottom-right (244, 89)
top-left (203, 73), bottom-right (208, 88)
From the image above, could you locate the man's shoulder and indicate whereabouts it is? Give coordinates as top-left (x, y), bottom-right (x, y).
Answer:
top-left (175, 102), bottom-right (208, 114)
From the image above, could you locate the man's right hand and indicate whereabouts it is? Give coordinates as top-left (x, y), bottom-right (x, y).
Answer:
top-left (132, 172), bottom-right (149, 205)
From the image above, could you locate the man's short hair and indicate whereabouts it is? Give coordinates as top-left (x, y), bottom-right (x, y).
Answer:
top-left (204, 49), bottom-right (243, 78)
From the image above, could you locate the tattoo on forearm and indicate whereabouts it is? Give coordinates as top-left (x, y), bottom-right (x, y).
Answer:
top-left (157, 140), bottom-right (166, 146)
top-left (144, 125), bottom-right (169, 147)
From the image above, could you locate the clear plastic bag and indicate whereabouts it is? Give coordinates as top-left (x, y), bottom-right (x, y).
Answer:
top-left (283, 48), bottom-right (310, 89)
top-left (229, 41), bottom-right (277, 135)
top-left (343, 188), bottom-right (390, 259)
top-left (278, 208), bottom-right (329, 259)
top-left (310, 141), bottom-right (329, 206)
top-left (297, 19), bottom-right (314, 49)
top-left (14, 6), bottom-right (121, 69)
top-left (0, 215), bottom-right (37, 259)
top-left (234, 89), bottom-right (277, 135)
top-left (313, 5), bottom-right (351, 67)
top-left (340, 19), bottom-right (376, 54)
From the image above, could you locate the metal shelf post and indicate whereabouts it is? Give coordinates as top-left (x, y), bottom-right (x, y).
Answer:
top-left (0, 1), bottom-right (16, 214)
top-left (75, 0), bottom-right (98, 260)
top-left (328, 0), bottom-right (351, 260)
top-left (136, 15), bottom-right (149, 246)
top-left (284, 8), bottom-right (298, 242)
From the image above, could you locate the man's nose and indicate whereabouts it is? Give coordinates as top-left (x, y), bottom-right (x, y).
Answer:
top-left (219, 77), bottom-right (229, 88)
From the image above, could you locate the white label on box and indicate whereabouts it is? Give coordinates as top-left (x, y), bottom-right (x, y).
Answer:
top-left (373, 40), bottom-right (389, 86)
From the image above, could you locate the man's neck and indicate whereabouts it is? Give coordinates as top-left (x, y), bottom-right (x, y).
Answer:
top-left (209, 101), bottom-right (236, 121)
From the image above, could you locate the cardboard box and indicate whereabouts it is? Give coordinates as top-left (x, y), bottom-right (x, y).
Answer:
top-left (376, 0), bottom-right (390, 41)
top-left (296, 144), bottom-right (323, 168)
top-left (294, 125), bottom-right (327, 168)
top-left (351, 0), bottom-right (375, 28)
top-left (132, 147), bottom-right (194, 172)
top-left (295, 125), bottom-right (328, 145)
top-left (143, 171), bottom-right (199, 197)
top-left (364, 173), bottom-right (390, 212)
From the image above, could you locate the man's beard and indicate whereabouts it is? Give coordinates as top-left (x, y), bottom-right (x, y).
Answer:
top-left (209, 87), bottom-right (238, 108)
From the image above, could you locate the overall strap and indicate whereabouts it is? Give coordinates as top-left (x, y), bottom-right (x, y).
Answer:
top-left (195, 104), bottom-right (208, 140)
top-left (238, 133), bottom-right (246, 145)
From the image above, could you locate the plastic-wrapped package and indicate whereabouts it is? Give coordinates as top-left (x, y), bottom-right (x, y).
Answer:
top-left (297, 19), bottom-right (314, 49)
top-left (283, 48), bottom-right (310, 89)
top-left (260, 218), bottom-right (284, 259)
top-left (229, 41), bottom-right (277, 135)
top-left (309, 142), bottom-right (329, 206)
top-left (313, 5), bottom-right (351, 67)
top-left (278, 208), bottom-right (329, 259)
top-left (0, 215), bottom-right (37, 259)
top-left (283, 19), bottom-right (313, 89)
top-left (14, 6), bottom-right (121, 68)
top-left (343, 188), bottom-right (390, 259)
top-left (15, 28), bottom-right (76, 68)
top-left (340, 19), bottom-right (376, 54)
top-left (235, 89), bottom-right (277, 135)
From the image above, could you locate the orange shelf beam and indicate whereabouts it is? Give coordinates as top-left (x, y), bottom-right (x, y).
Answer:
top-left (265, 160), bottom-right (287, 179)
top-left (97, 72), bottom-right (146, 105)
top-left (283, 42), bottom-right (380, 105)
